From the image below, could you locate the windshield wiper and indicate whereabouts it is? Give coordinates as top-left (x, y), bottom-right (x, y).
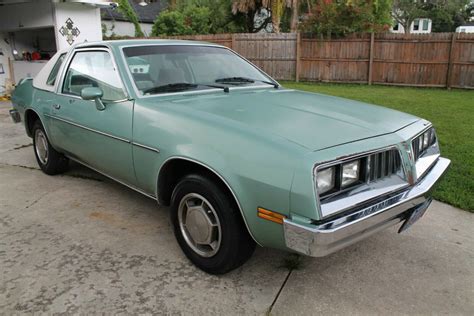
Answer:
top-left (215, 77), bottom-right (279, 89)
top-left (143, 83), bottom-right (198, 94)
top-left (143, 83), bottom-right (230, 95)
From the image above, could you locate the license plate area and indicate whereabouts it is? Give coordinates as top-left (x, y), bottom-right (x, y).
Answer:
top-left (398, 198), bottom-right (432, 233)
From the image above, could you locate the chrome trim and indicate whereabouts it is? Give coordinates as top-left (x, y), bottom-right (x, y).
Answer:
top-left (284, 157), bottom-right (450, 257)
top-left (158, 156), bottom-right (261, 245)
top-left (66, 155), bottom-right (157, 200)
top-left (410, 125), bottom-right (441, 180)
top-left (44, 114), bottom-right (131, 144)
top-left (132, 142), bottom-right (160, 153)
top-left (313, 145), bottom-right (409, 219)
top-left (118, 43), bottom-right (279, 99)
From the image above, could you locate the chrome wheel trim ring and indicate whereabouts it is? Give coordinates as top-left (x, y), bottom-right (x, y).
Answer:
top-left (178, 193), bottom-right (222, 258)
top-left (34, 129), bottom-right (49, 165)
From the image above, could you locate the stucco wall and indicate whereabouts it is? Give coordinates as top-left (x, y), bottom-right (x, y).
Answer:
top-left (53, 2), bottom-right (103, 50)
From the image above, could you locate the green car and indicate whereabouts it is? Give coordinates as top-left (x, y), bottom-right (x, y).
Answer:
top-left (10, 40), bottom-right (450, 274)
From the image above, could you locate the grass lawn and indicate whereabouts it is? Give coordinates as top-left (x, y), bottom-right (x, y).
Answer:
top-left (282, 81), bottom-right (474, 211)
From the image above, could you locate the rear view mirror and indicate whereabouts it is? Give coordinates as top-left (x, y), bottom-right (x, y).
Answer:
top-left (81, 87), bottom-right (106, 111)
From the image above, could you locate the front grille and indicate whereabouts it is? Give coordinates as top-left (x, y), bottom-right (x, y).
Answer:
top-left (366, 148), bottom-right (403, 182)
top-left (412, 127), bottom-right (436, 161)
top-left (317, 148), bottom-right (404, 200)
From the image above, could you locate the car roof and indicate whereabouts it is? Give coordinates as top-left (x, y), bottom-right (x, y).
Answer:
top-left (73, 39), bottom-right (225, 50)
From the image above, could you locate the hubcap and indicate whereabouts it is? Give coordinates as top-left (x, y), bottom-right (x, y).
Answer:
top-left (34, 129), bottom-right (48, 165)
top-left (178, 193), bottom-right (222, 257)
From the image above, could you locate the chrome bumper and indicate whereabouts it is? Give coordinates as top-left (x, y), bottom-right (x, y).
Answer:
top-left (284, 157), bottom-right (451, 257)
top-left (9, 109), bottom-right (21, 123)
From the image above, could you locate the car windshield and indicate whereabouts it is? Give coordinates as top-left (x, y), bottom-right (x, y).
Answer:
top-left (122, 45), bottom-right (274, 95)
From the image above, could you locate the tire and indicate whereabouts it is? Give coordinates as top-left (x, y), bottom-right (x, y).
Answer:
top-left (171, 173), bottom-right (256, 274)
top-left (32, 120), bottom-right (69, 175)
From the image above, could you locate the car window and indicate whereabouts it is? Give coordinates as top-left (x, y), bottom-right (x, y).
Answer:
top-left (123, 45), bottom-right (271, 95)
top-left (46, 53), bottom-right (66, 86)
top-left (62, 50), bottom-right (126, 101)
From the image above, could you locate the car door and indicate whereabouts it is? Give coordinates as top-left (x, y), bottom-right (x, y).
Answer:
top-left (49, 48), bottom-right (137, 186)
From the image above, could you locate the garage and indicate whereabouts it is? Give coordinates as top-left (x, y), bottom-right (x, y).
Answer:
top-left (0, 0), bottom-right (115, 96)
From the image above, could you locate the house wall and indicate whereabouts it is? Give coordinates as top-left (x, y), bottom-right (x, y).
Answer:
top-left (391, 19), bottom-right (432, 34)
top-left (102, 20), bottom-right (153, 37)
top-left (456, 26), bottom-right (474, 33)
top-left (53, 2), bottom-right (103, 50)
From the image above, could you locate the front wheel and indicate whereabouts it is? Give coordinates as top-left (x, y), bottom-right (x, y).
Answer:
top-left (171, 174), bottom-right (255, 274)
top-left (32, 120), bottom-right (69, 175)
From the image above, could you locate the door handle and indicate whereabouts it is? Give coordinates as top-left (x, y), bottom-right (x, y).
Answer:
top-left (52, 104), bottom-right (61, 110)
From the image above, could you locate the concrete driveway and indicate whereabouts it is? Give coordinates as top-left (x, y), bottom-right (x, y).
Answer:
top-left (0, 102), bottom-right (473, 315)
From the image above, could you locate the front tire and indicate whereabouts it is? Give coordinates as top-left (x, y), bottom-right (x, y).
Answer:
top-left (171, 174), bottom-right (255, 274)
top-left (32, 120), bottom-right (68, 175)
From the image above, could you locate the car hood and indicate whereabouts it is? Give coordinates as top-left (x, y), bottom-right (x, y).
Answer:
top-left (161, 88), bottom-right (419, 151)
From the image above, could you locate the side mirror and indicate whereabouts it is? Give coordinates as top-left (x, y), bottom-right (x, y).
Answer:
top-left (81, 87), bottom-right (106, 111)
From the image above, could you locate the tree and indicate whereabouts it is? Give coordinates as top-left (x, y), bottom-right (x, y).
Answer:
top-left (177, 0), bottom-right (246, 33)
top-left (391, 0), bottom-right (427, 34)
top-left (116, 0), bottom-right (144, 37)
top-left (232, 0), bottom-right (272, 32)
top-left (152, 6), bottom-right (212, 36)
top-left (232, 0), bottom-right (297, 33)
top-left (152, 10), bottom-right (189, 36)
top-left (300, 0), bottom-right (392, 37)
top-left (290, 0), bottom-right (299, 32)
top-left (423, 0), bottom-right (473, 32)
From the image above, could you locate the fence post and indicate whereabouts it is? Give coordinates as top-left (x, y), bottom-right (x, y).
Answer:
top-left (295, 32), bottom-right (301, 82)
top-left (446, 33), bottom-right (457, 90)
top-left (368, 32), bottom-right (375, 85)
top-left (231, 33), bottom-right (236, 51)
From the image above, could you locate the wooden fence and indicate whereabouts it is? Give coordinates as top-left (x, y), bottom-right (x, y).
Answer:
top-left (155, 32), bottom-right (474, 89)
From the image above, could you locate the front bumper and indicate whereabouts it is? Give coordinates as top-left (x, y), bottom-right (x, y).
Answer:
top-left (283, 157), bottom-right (450, 257)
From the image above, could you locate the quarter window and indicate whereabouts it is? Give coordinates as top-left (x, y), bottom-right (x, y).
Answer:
top-left (62, 50), bottom-right (126, 101)
top-left (46, 53), bottom-right (66, 86)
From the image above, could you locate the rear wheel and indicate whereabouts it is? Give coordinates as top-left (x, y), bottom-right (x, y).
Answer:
top-left (32, 120), bottom-right (68, 175)
top-left (171, 174), bottom-right (255, 274)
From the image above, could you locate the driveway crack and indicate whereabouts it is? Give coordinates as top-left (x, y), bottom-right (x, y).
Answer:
top-left (268, 269), bottom-right (293, 314)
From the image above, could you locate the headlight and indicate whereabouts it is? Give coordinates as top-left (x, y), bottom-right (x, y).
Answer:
top-left (341, 160), bottom-right (360, 187)
top-left (316, 167), bottom-right (335, 195)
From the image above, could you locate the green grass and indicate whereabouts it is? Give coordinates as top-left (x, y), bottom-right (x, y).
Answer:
top-left (282, 81), bottom-right (474, 211)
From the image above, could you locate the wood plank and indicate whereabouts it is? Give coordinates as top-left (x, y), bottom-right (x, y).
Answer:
top-left (447, 33), bottom-right (457, 89)
top-left (368, 33), bottom-right (374, 85)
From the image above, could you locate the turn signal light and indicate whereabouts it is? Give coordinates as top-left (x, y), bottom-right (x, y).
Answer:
top-left (257, 207), bottom-right (286, 224)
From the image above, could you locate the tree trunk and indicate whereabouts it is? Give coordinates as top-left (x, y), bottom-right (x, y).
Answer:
top-left (403, 20), bottom-right (411, 34)
top-left (271, 1), bottom-right (281, 33)
top-left (290, 0), bottom-right (299, 32)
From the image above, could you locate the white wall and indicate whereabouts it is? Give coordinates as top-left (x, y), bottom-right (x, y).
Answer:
top-left (53, 2), bottom-right (103, 50)
top-left (13, 60), bottom-right (48, 84)
top-left (102, 20), bottom-right (153, 37)
top-left (456, 26), bottom-right (474, 33)
top-left (0, 0), bottom-right (55, 31)
top-left (391, 18), bottom-right (432, 34)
